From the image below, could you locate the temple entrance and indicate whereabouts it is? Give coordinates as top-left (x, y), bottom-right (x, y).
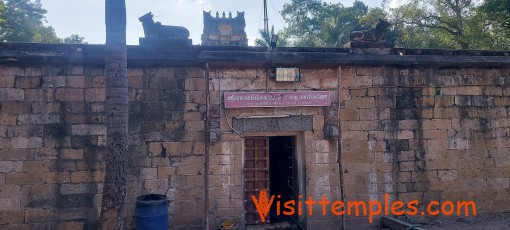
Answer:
top-left (244, 136), bottom-right (297, 225)
top-left (269, 136), bottom-right (296, 223)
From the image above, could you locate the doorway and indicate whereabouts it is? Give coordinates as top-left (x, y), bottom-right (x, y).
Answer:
top-left (244, 136), bottom-right (296, 225)
top-left (269, 136), bottom-right (296, 223)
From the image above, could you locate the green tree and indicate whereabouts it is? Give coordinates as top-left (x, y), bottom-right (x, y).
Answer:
top-left (34, 25), bottom-right (61, 43)
top-left (359, 7), bottom-right (387, 28)
top-left (254, 26), bottom-right (288, 48)
top-left (281, 0), bottom-right (368, 47)
top-left (0, 0), bottom-right (56, 42)
top-left (0, 1), bottom-right (5, 23)
top-left (318, 1), bottom-right (368, 47)
top-left (100, 0), bottom-right (129, 229)
top-left (389, 0), bottom-right (509, 49)
top-left (63, 34), bottom-right (87, 44)
top-left (280, 0), bottom-right (331, 46)
top-left (0, 0), bottom-right (85, 44)
top-left (477, 0), bottom-right (510, 49)
top-left (479, 0), bottom-right (509, 35)
top-left (390, 0), bottom-right (510, 50)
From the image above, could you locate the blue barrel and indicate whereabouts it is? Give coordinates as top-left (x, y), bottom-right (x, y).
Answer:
top-left (136, 194), bottom-right (169, 230)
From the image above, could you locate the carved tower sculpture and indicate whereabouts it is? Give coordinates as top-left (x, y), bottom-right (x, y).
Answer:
top-left (201, 11), bottom-right (248, 46)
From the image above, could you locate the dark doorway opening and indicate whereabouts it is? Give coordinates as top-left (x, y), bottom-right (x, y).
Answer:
top-left (269, 136), bottom-right (296, 223)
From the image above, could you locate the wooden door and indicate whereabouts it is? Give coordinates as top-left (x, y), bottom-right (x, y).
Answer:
top-left (244, 137), bottom-right (270, 225)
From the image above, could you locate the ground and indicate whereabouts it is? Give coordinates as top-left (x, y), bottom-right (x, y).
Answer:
top-left (380, 212), bottom-right (510, 230)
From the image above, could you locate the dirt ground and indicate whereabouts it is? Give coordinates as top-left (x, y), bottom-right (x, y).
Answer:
top-left (382, 212), bottom-right (510, 230)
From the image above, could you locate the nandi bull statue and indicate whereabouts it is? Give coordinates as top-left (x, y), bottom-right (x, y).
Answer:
top-left (139, 12), bottom-right (190, 39)
top-left (349, 19), bottom-right (389, 42)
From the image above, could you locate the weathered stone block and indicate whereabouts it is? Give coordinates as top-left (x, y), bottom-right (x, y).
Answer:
top-left (0, 88), bottom-right (24, 101)
top-left (2, 102), bottom-right (30, 116)
top-left (0, 115), bottom-right (16, 125)
top-left (24, 89), bottom-right (46, 101)
top-left (320, 77), bottom-right (338, 89)
top-left (457, 86), bottom-right (482, 95)
top-left (448, 138), bottom-right (469, 150)
top-left (31, 102), bottom-right (60, 114)
top-left (21, 184), bottom-right (57, 208)
top-left (157, 166), bottom-right (173, 179)
top-left (183, 112), bottom-right (202, 121)
top-left (15, 77), bottom-right (41, 89)
top-left (144, 179), bottom-right (167, 192)
top-left (344, 97), bottom-right (375, 109)
top-left (61, 149), bottom-right (83, 160)
top-left (300, 77), bottom-right (321, 89)
top-left (350, 89), bottom-right (368, 97)
top-left (70, 171), bottom-right (103, 183)
top-left (342, 131), bottom-right (368, 140)
top-left (57, 193), bottom-right (94, 208)
top-left (399, 161), bottom-right (416, 172)
top-left (57, 222), bottom-right (84, 230)
top-left (55, 88), bottom-right (84, 101)
top-left (6, 173), bottom-right (45, 185)
top-left (397, 120), bottom-right (417, 130)
top-left (163, 142), bottom-right (193, 156)
top-left (184, 120), bottom-right (204, 132)
top-left (84, 88), bottom-right (105, 102)
top-left (71, 124), bottom-right (106, 136)
top-left (185, 78), bottom-right (206, 91)
top-left (397, 130), bottom-right (414, 139)
top-left (395, 150), bottom-right (414, 161)
top-left (10, 137), bottom-right (43, 149)
top-left (90, 76), bottom-right (105, 88)
top-left (428, 158), bottom-right (457, 170)
top-left (436, 170), bottom-right (457, 181)
top-left (22, 160), bottom-right (53, 172)
top-left (60, 183), bottom-right (94, 195)
top-left (313, 115), bottom-right (324, 131)
top-left (141, 168), bottom-right (158, 179)
top-left (359, 108), bottom-right (378, 120)
top-left (486, 178), bottom-right (510, 189)
top-left (0, 75), bottom-right (15, 87)
top-left (16, 114), bottom-right (60, 125)
top-left (66, 76), bottom-right (87, 88)
top-left (0, 210), bottom-right (24, 225)
top-left (42, 76), bottom-right (66, 88)
top-left (148, 142), bottom-right (162, 155)
top-left (423, 119), bottom-right (451, 130)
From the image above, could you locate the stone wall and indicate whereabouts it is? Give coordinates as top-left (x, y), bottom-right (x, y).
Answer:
top-left (126, 67), bottom-right (206, 228)
top-left (0, 43), bottom-right (509, 230)
top-left (340, 67), bottom-right (510, 228)
top-left (0, 65), bottom-right (106, 229)
top-left (0, 64), bottom-right (206, 229)
top-left (208, 68), bottom-right (342, 228)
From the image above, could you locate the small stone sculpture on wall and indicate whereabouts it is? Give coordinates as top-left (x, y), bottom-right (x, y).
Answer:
top-left (349, 19), bottom-right (390, 42)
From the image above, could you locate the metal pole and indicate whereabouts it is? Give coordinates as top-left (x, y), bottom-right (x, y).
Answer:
top-left (263, 0), bottom-right (269, 35)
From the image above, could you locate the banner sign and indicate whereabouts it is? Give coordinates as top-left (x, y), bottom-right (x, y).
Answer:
top-left (224, 91), bottom-right (330, 108)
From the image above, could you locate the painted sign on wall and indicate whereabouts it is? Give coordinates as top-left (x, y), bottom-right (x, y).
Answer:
top-left (224, 91), bottom-right (330, 108)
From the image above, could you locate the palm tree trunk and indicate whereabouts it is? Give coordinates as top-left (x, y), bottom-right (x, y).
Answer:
top-left (100, 0), bottom-right (128, 229)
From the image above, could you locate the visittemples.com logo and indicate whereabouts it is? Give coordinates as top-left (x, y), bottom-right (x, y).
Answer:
top-left (251, 190), bottom-right (477, 223)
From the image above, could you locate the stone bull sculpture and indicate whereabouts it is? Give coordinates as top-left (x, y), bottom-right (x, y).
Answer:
top-left (139, 12), bottom-right (190, 39)
top-left (349, 19), bottom-right (389, 42)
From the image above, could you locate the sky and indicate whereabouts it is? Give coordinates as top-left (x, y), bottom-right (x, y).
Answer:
top-left (41, 0), bottom-right (383, 46)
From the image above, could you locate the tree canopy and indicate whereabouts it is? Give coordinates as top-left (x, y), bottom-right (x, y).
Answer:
top-left (390, 0), bottom-right (510, 50)
top-left (477, 0), bottom-right (510, 47)
top-left (0, 0), bottom-right (85, 43)
top-left (280, 0), bottom-right (369, 47)
top-left (267, 0), bottom-right (510, 50)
